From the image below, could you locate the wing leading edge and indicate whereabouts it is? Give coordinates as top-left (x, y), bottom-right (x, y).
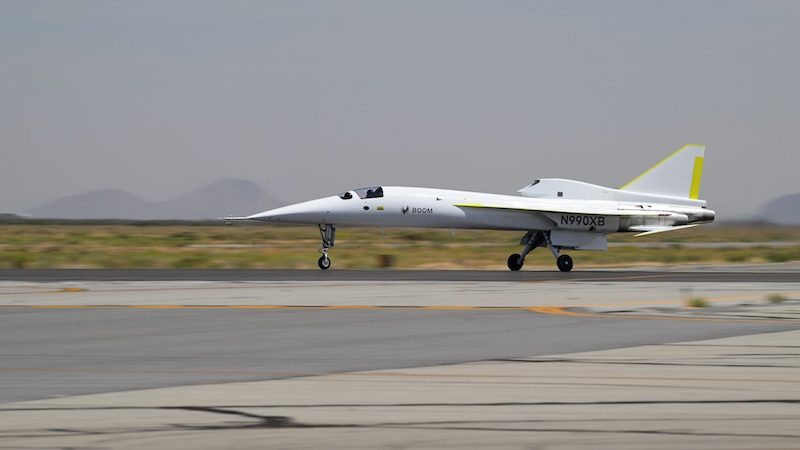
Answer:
top-left (453, 202), bottom-right (673, 217)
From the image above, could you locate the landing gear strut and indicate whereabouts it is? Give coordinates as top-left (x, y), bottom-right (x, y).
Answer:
top-left (545, 233), bottom-right (573, 272)
top-left (507, 231), bottom-right (574, 272)
top-left (507, 231), bottom-right (545, 271)
top-left (317, 224), bottom-right (336, 270)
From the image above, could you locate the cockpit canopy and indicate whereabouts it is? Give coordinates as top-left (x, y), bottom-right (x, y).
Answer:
top-left (338, 186), bottom-right (384, 200)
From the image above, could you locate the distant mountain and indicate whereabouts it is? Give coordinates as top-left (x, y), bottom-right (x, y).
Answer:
top-left (27, 179), bottom-right (281, 220)
top-left (0, 212), bottom-right (32, 220)
top-left (757, 192), bottom-right (800, 225)
top-left (163, 178), bottom-right (281, 220)
top-left (28, 189), bottom-right (157, 220)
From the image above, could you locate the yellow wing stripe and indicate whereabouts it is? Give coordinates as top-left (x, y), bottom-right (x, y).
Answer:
top-left (454, 203), bottom-right (677, 217)
top-left (689, 156), bottom-right (704, 199)
top-left (454, 203), bottom-right (531, 211)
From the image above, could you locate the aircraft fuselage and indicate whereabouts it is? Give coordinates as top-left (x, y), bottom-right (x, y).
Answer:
top-left (246, 186), bottom-right (713, 233)
top-left (227, 144), bottom-right (715, 271)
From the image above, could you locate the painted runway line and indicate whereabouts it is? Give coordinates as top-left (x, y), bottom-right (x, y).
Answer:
top-left (1, 268), bottom-right (798, 282)
top-left (2, 303), bottom-right (797, 324)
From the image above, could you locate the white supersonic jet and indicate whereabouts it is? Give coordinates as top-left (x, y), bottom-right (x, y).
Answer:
top-left (225, 144), bottom-right (714, 271)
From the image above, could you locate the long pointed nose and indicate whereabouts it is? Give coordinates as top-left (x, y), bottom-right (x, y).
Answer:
top-left (246, 197), bottom-right (337, 224)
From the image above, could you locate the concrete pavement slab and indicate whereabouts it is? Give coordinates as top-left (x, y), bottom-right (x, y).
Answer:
top-left (2, 330), bottom-right (799, 449)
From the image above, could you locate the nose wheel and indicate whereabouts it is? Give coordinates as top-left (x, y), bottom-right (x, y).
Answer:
top-left (317, 224), bottom-right (336, 270)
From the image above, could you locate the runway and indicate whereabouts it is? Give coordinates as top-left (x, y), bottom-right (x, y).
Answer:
top-left (2, 272), bottom-right (799, 449)
top-left (1, 306), bottom-right (796, 404)
top-left (0, 268), bottom-right (798, 282)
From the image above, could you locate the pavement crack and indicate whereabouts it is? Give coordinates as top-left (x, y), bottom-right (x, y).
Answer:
top-left (493, 357), bottom-right (799, 368)
top-left (164, 406), bottom-right (292, 428)
top-left (372, 424), bottom-right (800, 439)
top-left (4, 402), bottom-right (800, 441)
top-left (4, 399), bottom-right (800, 413)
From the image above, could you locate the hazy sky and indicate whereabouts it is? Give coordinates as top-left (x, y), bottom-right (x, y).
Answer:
top-left (2, 0), bottom-right (799, 218)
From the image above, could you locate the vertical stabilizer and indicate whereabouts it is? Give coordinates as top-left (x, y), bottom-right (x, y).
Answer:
top-left (620, 144), bottom-right (706, 199)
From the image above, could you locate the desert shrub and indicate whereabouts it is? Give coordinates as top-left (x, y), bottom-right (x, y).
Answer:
top-left (725, 253), bottom-right (748, 263)
top-left (765, 251), bottom-right (791, 263)
top-left (767, 293), bottom-right (787, 304)
top-left (687, 297), bottom-right (709, 308)
top-left (2, 252), bottom-right (33, 268)
top-left (167, 232), bottom-right (198, 247)
top-left (171, 255), bottom-right (211, 268)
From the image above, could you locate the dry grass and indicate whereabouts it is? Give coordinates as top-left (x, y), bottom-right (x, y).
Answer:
top-left (0, 223), bottom-right (798, 269)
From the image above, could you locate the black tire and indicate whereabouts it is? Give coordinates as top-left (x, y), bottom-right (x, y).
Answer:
top-left (507, 254), bottom-right (523, 271)
top-left (318, 256), bottom-right (331, 270)
top-left (556, 254), bottom-right (573, 272)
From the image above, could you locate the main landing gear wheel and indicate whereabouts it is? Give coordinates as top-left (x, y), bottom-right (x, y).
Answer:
top-left (507, 231), bottom-right (544, 272)
top-left (556, 254), bottom-right (573, 272)
top-left (507, 254), bottom-right (523, 271)
top-left (318, 255), bottom-right (331, 270)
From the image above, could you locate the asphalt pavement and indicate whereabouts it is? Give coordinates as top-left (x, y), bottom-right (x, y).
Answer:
top-left (0, 268), bottom-right (798, 282)
top-left (1, 307), bottom-right (795, 403)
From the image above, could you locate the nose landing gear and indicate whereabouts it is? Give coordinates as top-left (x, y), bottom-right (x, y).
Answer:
top-left (317, 224), bottom-right (336, 270)
top-left (506, 231), bottom-right (574, 272)
top-left (318, 255), bottom-right (331, 270)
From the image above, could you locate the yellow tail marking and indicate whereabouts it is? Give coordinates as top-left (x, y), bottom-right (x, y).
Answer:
top-left (619, 144), bottom-right (690, 190)
top-left (689, 156), bottom-right (704, 199)
top-left (619, 144), bottom-right (706, 191)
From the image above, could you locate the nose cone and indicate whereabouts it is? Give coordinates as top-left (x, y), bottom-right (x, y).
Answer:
top-left (247, 197), bottom-right (338, 224)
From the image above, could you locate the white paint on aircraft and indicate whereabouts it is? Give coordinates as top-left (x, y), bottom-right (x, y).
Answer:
top-left (224, 145), bottom-right (715, 271)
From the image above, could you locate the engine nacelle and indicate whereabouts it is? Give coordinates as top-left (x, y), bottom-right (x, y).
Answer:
top-left (619, 212), bottom-right (689, 231)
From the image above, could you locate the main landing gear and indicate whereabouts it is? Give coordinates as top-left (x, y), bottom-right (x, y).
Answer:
top-left (556, 254), bottom-right (573, 272)
top-left (507, 230), bottom-right (573, 272)
top-left (317, 224), bottom-right (336, 270)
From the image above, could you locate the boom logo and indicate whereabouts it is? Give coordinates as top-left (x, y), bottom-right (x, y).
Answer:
top-left (403, 206), bottom-right (433, 214)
